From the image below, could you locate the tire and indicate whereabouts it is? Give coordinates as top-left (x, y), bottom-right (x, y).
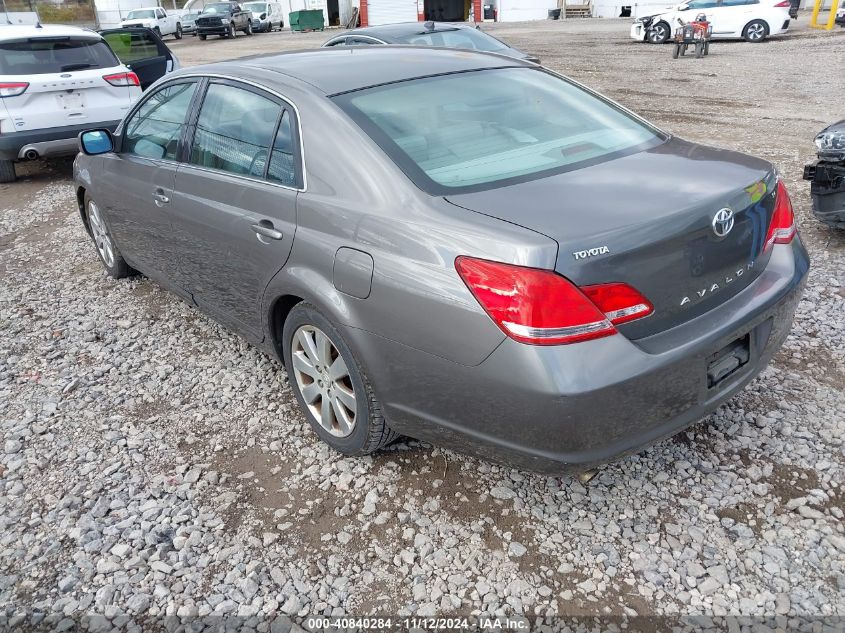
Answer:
top-left (743, 19), bottom-right (768, 42)
top-left (704, 40), bottom-right (710, 55)
top-left (283, 303), bottom-right (398, 456)
top-left (199, 33), bottom-right (206, 40)
top-left (649, 21), bottom-right (671, 44)
top-left (672, 42), bottom-right (681, 58)
top-left (84, 194), bottom-right (130, 279)
top-left (154, 26), bottom-right (161, 37)
top-left (695, 40), bottom-right (705, 57)
top-left (246, 21), bottom-right (253, 34)
top-left (227, 22), bottom-right (236, 37)
top-left (0, 159), bottom-right (15, 184)
top-left (175, 23), bottom-right (182, 39)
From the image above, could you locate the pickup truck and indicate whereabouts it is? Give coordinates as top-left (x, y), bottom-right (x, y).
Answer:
top-left (195, 2), bottom-right (253, 39)
top-left (120, 7), bottom-right (183, 39)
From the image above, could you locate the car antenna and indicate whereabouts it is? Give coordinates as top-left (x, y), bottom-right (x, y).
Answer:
top-left (2, 0), bottom-right (13, 25)
top-left (34, 5), bottom-right (43, 27)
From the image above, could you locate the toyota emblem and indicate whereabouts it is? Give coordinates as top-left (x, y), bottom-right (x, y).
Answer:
top-left (712, 208), bottom-right (734, 238)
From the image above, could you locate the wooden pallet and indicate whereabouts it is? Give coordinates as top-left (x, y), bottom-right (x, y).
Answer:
top-left (565, 1), bottom-right (592, 17)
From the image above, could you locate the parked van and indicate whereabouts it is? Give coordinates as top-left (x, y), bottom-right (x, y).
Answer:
top-left (243, 1), bottom-right (284, 31)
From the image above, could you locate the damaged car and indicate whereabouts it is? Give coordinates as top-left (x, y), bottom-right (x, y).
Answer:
top-left (804, 120), bottom-right (845, 229)
top-left (631, 0), bottom-right (793, 44)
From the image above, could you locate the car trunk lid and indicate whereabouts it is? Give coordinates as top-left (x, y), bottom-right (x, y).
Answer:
top-left (445, 138), bottom-right (778, 340)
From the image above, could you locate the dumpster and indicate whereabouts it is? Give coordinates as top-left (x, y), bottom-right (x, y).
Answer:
top-left (289, 9), bottom-right (324, 31)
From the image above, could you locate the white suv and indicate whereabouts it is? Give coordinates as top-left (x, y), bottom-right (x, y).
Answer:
top-left (0, 25), bottom-right (173, 183)
top-left (631, 0), bottom-right (792, 44)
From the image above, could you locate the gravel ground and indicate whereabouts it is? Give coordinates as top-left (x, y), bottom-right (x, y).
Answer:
top-left (1, 16), bottom-right (844, 628)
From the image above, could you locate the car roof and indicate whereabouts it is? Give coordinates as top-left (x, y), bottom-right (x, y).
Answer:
top-left (0, 24), bottom-right (102, 42)
top-left (205, 45), bottom-right (526, 95)
top-left (336, 21), bottom-right (475, 41)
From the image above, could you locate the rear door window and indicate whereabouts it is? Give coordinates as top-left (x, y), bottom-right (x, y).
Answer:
top-left (101, 30), bottom-right (164, 64)
top-left (189, 82), bottom-right (282, 177)
top-left (0, 37), bottom-right (119, 74)
top-left (267, 110), bottom-right (299, 187)
top-left (123, 81), bottom-right (198, 160)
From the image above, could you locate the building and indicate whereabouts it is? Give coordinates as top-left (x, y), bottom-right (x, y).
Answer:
top-left (178, 0), bottom-right (553, 26)
top-left (361, 0), bottom-right (555, 23)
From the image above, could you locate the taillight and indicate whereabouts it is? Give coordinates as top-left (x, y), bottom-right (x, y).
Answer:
top-left (764, 180), bottom-right (797, 249)
top-left (581, 282), bottom-right (654, 325)
top-left (0, 82), bottom-right (29, 98)
top-left (773, 1), bottom-right (790, 6)
top-left (103, 72), bottom-right (140, 87)
top-left (455, 256), bottom-right (652, 346)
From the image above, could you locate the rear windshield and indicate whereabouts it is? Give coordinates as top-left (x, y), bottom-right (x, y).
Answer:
top-left (126, 9), bottom-right (156, 19)
top-left (333, 68), bottom-right (663, 194)
top-left (393, 28), bottom-right (507, 52)
top-left (0, 37), bottom-right (119, 75)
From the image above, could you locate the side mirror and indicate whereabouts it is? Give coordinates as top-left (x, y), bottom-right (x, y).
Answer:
top-left (79, 129), bottom-right (114, 155)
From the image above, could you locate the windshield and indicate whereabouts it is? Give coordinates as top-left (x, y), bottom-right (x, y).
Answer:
top-left (334, 68), bottom-right (663, 194)
top-left (243, 2), bottom-right (268, 11)
top-left (394, 27), bottom-right (508, 52)
top-left (126, 9), bottom-right (156, 19)
top-left (0, 37), bottom-right (120, 75)
top-left (203, 3), bottom-right (234, 12)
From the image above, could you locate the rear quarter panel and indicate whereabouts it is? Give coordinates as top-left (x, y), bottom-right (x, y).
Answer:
top-left (261, 85), bottom-right (558, 367)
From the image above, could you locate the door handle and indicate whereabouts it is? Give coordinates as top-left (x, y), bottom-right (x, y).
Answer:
top-left (252, 220), bottom-right (283, 241)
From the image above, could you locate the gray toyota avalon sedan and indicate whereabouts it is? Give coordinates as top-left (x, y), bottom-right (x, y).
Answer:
top-left (73, 47), bottom-right (809, 474)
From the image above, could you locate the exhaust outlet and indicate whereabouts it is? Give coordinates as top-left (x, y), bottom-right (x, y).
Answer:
top-left (24, 149), bottom-right (39, 161)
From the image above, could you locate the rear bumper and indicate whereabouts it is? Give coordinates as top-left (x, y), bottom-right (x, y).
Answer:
top-left (346, 239), bottom-right (809, 474)
top-left (0, 120), bottom-right (121, 161)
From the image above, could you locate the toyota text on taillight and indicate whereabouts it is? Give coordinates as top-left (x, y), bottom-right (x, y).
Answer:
top-left (455, 257), bottom-right (653, 346)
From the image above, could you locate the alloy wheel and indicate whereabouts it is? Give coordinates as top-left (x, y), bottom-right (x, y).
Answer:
top-left (88, 201), bottom-right (115, 268)
top-left (650, 23), bottom-right (668, 43)
top-left (746, 23), bottom-right (765, 40)
top-left (291, 325), bottom-right (357, 438)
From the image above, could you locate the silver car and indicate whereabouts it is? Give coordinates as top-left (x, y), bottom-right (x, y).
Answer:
top-left (74, 47), bottom-right (809, 474)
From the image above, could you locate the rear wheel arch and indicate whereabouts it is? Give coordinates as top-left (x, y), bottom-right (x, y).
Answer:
top-left (265, 269), bottom-right (368, 366)
top-left (269, 293), bottom-right (304, 363)
top-left (76, 186), bottom-right (91, 236)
